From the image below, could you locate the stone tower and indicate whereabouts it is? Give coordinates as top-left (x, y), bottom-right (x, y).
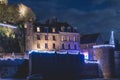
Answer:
top-left (0, 0), bottom-right (8, 5)
top-left (24, 22), bottom-right (34, 51)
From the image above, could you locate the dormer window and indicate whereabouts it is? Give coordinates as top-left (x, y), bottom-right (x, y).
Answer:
top-left (44, 27), bottom-right (48, 32)
top-left (67, 27), bottom-right (71, 32)
top-left (61, 26), bottom-right (65, 32)
top-left (52, 28), bottom-right (56, 32)
top-left (37, 27), bottom-right (40, 32)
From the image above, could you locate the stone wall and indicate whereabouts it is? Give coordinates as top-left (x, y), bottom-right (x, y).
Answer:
top-left (29, 52), bottom-right (99, 80)
top-left (0, 59), bottom-right (28, 78)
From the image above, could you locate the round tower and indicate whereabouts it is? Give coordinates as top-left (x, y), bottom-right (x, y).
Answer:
top-left (93, 45), bottom-right (115, 79)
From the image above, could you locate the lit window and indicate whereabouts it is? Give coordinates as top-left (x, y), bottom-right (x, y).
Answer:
top-left (45, 35), bottom-right (48, 40)
top-left (62, 44), bottom-right (64, 49)
top-left (73, 36), bottom-right (77, 42)
top-left (53, 35), bottom-right (56, 41)
top-left (61, 36), bottom-right (64, 41)
top-left (68, 44), bottom-right (71, 49)
top-left (37, 35), bottom-right (40, 40)
top-left (67, 36), bottom-right (70, 41)
top-left (52, 28), bottom-right (56, 32)
top-left (37, 43), bottom-right (40, 49)
top-left (37, 27), bottom-right (40, 32)
top-left (53, 43), bottom-right (55, 49)
top-left (45, 43), bottom-right (48, 49)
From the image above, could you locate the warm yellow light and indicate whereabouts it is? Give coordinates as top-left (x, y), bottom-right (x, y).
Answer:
top-left (37, 27), bottom-right (40, 32)
top-left (61, 36), bottom-right (64, 41)
top-left (52, 28), bottom-right (55, 32)
top-left (18, 4), bottom-right (28, 18)
top-left (24, 23), bottom-right (27, 28)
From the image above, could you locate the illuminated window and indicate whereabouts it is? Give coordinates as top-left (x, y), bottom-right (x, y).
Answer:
top-left (68, 44), bottom-right (71, 49)
top-left (37, 35), bottom-right (40, 40)
top-left (67, 36), bottom-right (70, 41)
top-left (53, 35), bottom-right (56, 41)
top-left (52, 28), bottom-right (55, 32)
top-left (45, 35), bottom-right (48, 40)
top-left (45, 43), bottom-right (48, 49)
top-left (53, 43), bottom-right (55, 49)
top-left (62, 44), bottom-right (64, 49)
top-left (37, 27), bottom-right (40, 32)
top-left (73, 36), bottom-right (77, 42)
top-left (37, 43), bottom-right (40, 49)
top-left (61, 36), bottom-right (64, 41)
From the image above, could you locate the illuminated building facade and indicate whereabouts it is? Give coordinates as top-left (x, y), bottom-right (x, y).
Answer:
top-left (0, 0), bottom-right (8, 5)
top-left (80, 33), bottom-right (104, 60)
top-left (25, 19), bottom-right (80, 53)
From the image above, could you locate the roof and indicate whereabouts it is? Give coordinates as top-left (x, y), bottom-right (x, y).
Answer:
top-left (33, 20), bottom-right (78, 33)
top-left (80, 33), bottom-right (100, 44)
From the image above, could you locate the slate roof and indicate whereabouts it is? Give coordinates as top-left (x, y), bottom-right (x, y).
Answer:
top-left (80, 33), bottom-right (100, 44)
top-left (33, 20), bottom-right (77, 33)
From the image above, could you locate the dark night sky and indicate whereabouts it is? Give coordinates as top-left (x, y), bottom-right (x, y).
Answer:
top-left (9, 0), bottom-right (120, 41)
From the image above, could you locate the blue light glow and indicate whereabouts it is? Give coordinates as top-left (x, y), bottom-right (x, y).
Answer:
top-left (56, 51), bottom-right (67, 54)
top-left (28, 50), bottom-right (55, 54)
top-left (0, 23), bottom-right (17, 28)
top-left (84, 60), bottom-right (99, 64)
top-left (93, 44), bottom-right (115, 48)
top-left (82, 51), bottom-right (89, 60)
top-left (109, 31), bottom-right (115, 45)
top-left (28, 50), bottom-right (80, 54)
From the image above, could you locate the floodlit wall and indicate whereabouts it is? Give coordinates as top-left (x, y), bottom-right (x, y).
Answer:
top-left (93, 45), bottom-right (115, 78)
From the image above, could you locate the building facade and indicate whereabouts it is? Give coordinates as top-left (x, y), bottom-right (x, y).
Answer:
top-left (25, 19), bottom-right (80, 53)
top-left (80, 33), bottom-right (104, 60)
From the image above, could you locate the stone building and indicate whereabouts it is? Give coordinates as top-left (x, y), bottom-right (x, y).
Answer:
top-left (80, 33), bottom-right (104, 60)
top-left (25, 19), bottom-right (80, 53)
top-left (0, 0), bottom-right (8, 5)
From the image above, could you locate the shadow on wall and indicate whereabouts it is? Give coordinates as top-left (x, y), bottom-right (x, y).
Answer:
top-left (0, 59), bottom-right (28, 78)
top-left (29, 53), bottom-right (100, 80)
top-left (14, 59), bottom-right (29, 78)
